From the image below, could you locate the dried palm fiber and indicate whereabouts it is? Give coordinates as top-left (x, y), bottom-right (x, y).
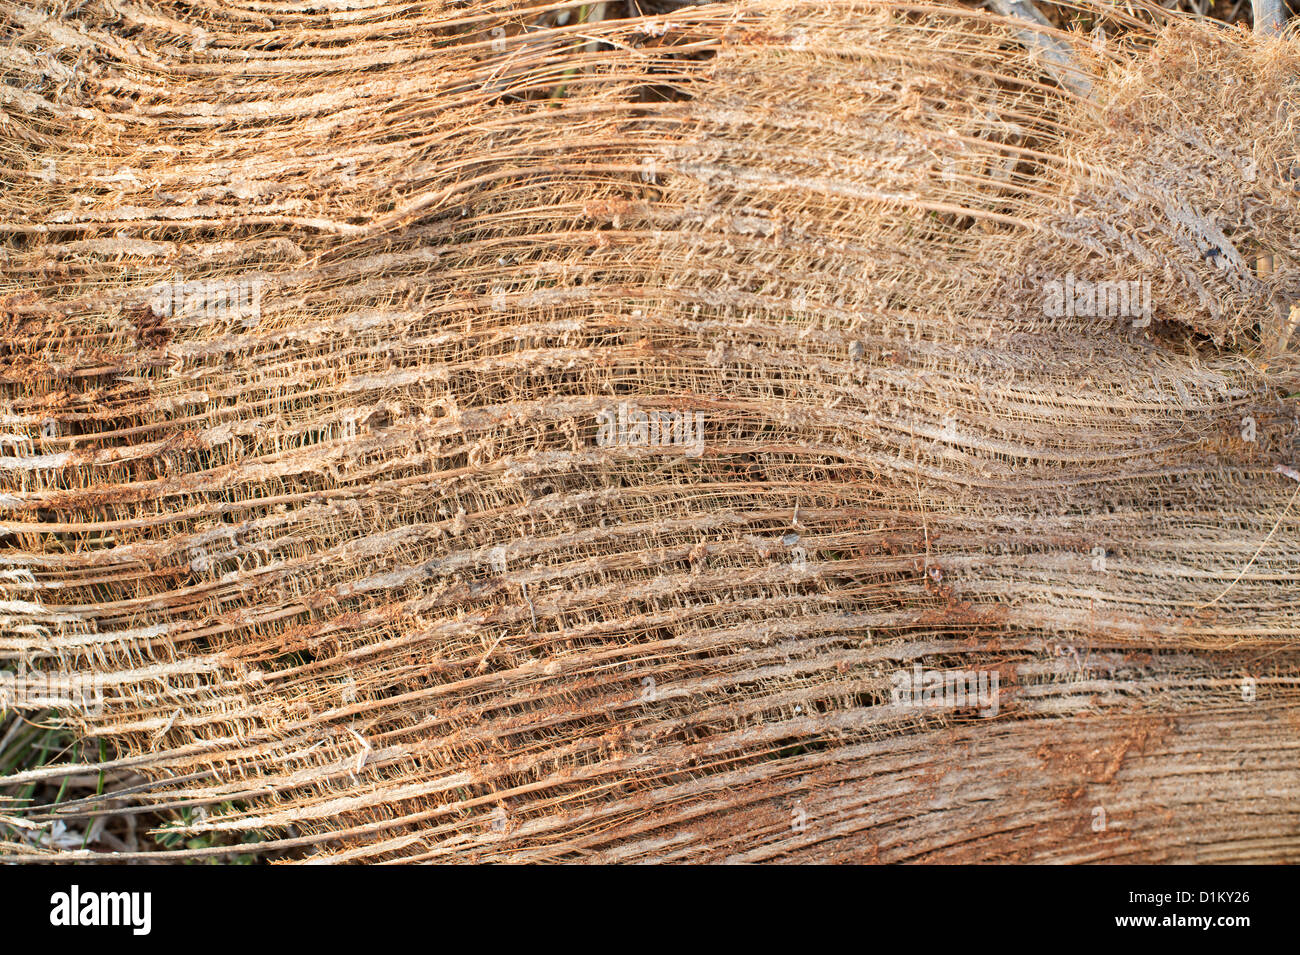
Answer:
top-left (0, 0), bottom-right (1298, 863)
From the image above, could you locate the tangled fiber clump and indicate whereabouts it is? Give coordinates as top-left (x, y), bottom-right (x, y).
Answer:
top-left (1, 0), bottom-right (1298, 862)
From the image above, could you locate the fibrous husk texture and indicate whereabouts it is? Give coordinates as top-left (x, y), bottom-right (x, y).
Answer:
top-left (1, 0), bottom-right (1298, 863)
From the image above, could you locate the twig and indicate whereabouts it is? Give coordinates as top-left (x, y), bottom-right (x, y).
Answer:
top-left (1251, 0), bottom-right (1287, 34)
top-left (989, 0), bottom-right (1094, 99)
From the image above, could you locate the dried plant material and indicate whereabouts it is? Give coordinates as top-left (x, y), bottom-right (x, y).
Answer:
top-left (1252, 0), bottom-right (1288, 34)
top-left (1, 0), bottom-right (1298, 863)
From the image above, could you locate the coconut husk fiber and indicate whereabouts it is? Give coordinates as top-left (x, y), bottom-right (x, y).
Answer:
top-left (1, 0), bottom-right (1298, 863)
